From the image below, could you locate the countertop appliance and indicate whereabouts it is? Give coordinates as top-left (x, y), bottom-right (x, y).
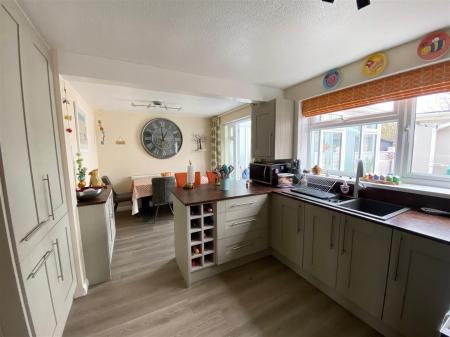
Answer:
top-left (250, 162), bottom-right (290, 186)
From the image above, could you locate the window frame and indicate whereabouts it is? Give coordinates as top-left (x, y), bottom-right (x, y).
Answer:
top-left (307, 102), bottom-right (401, 178)
top-left (304, 95), bottom-right (450, 187)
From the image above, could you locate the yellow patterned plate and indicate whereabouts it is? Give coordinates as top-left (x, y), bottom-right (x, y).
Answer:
top-left (362, 52), bottom-right (387, 77)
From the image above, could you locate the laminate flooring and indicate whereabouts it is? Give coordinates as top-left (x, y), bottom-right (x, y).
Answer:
top-left (63, 209), bottom-right (382, 337)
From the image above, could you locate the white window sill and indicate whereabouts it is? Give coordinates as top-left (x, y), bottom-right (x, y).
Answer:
top-left (306, 174), bottom-right (450, 199)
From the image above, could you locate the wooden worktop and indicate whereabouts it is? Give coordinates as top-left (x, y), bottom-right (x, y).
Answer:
top-left (172, 181), bottom-right (450, 244)
top-left (171, 180), bottom-right (282, 206)
top-left (77, 186), bottom-right (112, 207)
top-left (275, 190), bottom-right (450, 245)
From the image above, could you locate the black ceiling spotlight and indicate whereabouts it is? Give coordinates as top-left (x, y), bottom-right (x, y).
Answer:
top-left (356, 0), bottom-right (370, 10)
top-left (322, 0), bottom-right (370, 10)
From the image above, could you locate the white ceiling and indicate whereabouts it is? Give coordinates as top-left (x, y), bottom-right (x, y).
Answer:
top-left (65, 78), bottom-right (244, 116)
top-left (19, 0), bottom-right (450, 89)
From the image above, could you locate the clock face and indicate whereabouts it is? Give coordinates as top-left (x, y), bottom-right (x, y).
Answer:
top-left (141, 118), bottom-right (183, 159)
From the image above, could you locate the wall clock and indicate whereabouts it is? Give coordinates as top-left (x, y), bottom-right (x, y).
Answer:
top-left (141, 118), bottom-right (183, 159)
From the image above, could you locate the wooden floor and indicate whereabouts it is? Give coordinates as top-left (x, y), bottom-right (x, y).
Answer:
top-left (63, 209), bottom-right (382, 337)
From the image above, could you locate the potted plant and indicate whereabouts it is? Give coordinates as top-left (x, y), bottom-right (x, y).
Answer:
top-left (76, 153), bottom-right (87, 189)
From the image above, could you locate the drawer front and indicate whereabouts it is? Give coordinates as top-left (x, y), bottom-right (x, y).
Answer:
top-left (217, 230), bottom-right (268, 265)
top-left (218, 213), bottom-right (268, 239)
top-left (217, 194), bottom-right (268, 217)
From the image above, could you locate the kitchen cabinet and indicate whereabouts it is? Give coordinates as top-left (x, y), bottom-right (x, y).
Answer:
top-left (0, 2), bottom-right (74, 336)
top-left (383, 230), bottom-right (450, 337)
top-left (270, 194), bottom-right (303, 268)
top-left (0, 2), bottom-right (66, 261)
top-left (48, 216), bottom-right (75, 326)
top-left (303, 204), bottom-right (340, 288)
top-left (21, 216), bottom-right (74, 337)
top-left (78, 189), bottom-right (116, 285)
top-left (217, 195), bottom-right (269, 265)
top-left (251, 98), bottom-right (294, 161)
top-left (336, 216), bottom-right (392, 318)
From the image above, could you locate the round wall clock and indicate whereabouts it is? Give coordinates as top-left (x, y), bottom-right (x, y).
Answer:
top-left (141, 118), bottom-right (183, 159)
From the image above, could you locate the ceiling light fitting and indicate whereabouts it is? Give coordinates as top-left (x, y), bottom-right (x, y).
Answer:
top-left (322, 0), bottom-right (370, 10)
top-left (131, 101), bottom-right (182, 111)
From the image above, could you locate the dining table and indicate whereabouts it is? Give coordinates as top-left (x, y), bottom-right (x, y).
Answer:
top-left (131, 177), bottom-right (153, 215)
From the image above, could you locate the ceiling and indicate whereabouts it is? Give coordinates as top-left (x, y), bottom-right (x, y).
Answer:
top-left (65, 78), bottom-right (244, 116)
top-left (19, 0), bottom-right (450, 89)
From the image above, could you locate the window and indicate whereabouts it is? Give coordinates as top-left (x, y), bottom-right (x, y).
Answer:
top-left (306, 91), bottom-right (450, 186)
top-left (223, 118), bottom-right (251, 180)
top-left (308, 102), bottom-right (398, 177)
top-left (409, 92), bottom-right (450, 178)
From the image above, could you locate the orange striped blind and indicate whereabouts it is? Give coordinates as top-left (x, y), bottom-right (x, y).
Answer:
top-left (302, 60), bottom-right (450, 117)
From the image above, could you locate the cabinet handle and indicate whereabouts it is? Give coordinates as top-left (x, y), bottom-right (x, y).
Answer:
top-left (43, 174), bottom-right (55, 220)
top-left (230, 202), bottom-right (255, 208)
top-left (230, 218), bottom-right (256, 227)
top-left (394, 237), bottom-right (403, 281)
top-left (27, 248), bottom-right (53, 280)
top-left (330, 215), bottom-right (335, 249)
top-left (341, 220), bottom-right (347, 255)
top-left (231, 241), bottom-right (252, 251)
top-left (52, 240), bottom-right (64, 281)
top-left (21, 216), bottom-right (50, 242)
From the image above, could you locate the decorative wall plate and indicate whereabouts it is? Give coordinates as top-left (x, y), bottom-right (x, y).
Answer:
top-left (141, 118), bottom-right (183, 159)
top-left (323, 68), bottom-right (342, 90)
top-left (417, 31), bottom-right (450, 61)
top-left (362, 52), bottom-right (387, 77)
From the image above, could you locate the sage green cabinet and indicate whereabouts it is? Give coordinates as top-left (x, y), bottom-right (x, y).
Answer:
top-left (336, 216), bottom-right (392, 318)
top-left (303, 204), bottom-right (340, 289)
top-left (251, 98), bottom-right (294, 161)
top-left (270, 194), bottom-right (303, 268)
top-left (383, 230), bottom-right (450, 337)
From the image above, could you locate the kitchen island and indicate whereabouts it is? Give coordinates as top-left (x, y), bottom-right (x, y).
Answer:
top-left (172, 180), bottom-right (278, 287)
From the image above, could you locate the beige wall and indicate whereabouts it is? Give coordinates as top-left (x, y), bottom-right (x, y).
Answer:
top-left (285, 27), bottom-right (450, 101)
top-left (59, 77), bottom-right (99, 175)
top-left (96, 111), bottom-right (210, 193)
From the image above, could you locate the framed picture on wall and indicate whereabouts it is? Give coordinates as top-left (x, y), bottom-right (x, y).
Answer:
top-left (74, 102), bottom-right (88, 153)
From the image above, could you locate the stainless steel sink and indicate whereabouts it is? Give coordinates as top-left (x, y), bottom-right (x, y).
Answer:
top-left (338, 198), bottom-right (409, 220)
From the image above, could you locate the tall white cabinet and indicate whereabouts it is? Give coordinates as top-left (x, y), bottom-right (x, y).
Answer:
top-left (0, 2), bottom-right (75, 337)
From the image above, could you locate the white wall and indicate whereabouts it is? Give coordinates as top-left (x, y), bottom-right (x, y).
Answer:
top-left (96, 111), bottom-right (211, 193)
top-left (285, 27), bottom-right (450, 101)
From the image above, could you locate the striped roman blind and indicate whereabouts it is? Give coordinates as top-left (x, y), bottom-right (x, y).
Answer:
top-left (302, 60), bottom-right (450, 117)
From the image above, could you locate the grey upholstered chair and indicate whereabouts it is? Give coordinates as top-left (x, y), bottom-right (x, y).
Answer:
top-left (151, 176), bottom-right (176, 223)
top-left (101, 176), bottom-right (133, 212)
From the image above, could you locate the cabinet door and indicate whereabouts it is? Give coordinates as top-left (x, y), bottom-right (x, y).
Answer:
top-left (48, 216), bottom-right (75, 323)
top-left (383, 231), bottom-right (450, 337)
top-left (0, 5), bottom-right (41, 251)
top-left (270, 195), bottom-right (303, 268)
top-left (251, 101), bottom-right (275, 158)
top-left (336, 216), bottom-right (391, 318)
top-left (270, 194), bottom-right (283, 253)
top-left (303, 204), bottom-right (340, 288)
top-left (20, 31), bottom-right (65, 228)
top-left (280, 197), bottom-right (303, 268)
top-left (22, 242), bottom-right (58, 337)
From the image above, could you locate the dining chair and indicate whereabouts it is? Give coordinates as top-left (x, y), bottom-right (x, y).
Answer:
top-left (206, 171), bottom-right (218, 184)
top-left (175, 172), bottom-right (201, 187)
top-left (151, 176), bottom-right (176, 223)
top-left (101, 176), bottom-right (132, 212)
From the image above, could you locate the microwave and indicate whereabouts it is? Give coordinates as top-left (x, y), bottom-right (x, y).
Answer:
top-left (249, 163), bottom-right (290, 186)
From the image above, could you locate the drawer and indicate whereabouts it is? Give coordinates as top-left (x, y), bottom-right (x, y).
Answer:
top-left (217, 194), bottom-right (268, 216)
top-left (217, 230), bottom-right (268, 265)
top-left (217, 214), bottom-right (268, 239)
